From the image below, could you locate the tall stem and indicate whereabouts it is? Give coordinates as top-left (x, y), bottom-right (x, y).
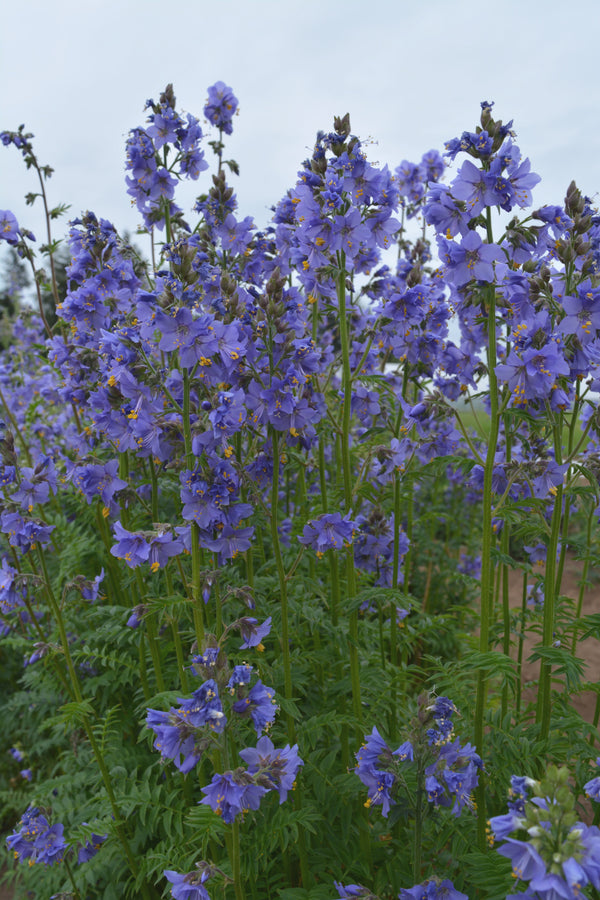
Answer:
top-left (474, 244), bottom-right (500, 847)
top-left (182, 367), bottom-right (204, 647)
top-left (538, 460), bottom-right (563, 741)
top-left (336, 258), bottom-right (362, 728)
top-left (270, 429), bottom-right (294, 743)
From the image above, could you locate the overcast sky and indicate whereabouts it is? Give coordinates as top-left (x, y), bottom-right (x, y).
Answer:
top-left (2, 0), bottom-right (600, 258)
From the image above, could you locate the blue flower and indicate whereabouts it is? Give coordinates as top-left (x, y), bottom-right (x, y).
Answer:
top-left (232, 680), bottom-right (277, 735)
top-left (165, 864), bottom-right (214, 900)
top-left (298, 512), bottom-right (357, 557)
top-left (239, 735), bottom-right (303, 803)
top-left (77, 831), bottom-right (108, 864)
top-left (204, 82), bottom-right (238, 135)
top-left (584, 759), bottom-right (600, 802)
top-left (0, 210), bottom-right (19, 245)
top-left (200, 770), bottom-right (267, 823)
top-left (400, 878), bottom-right (467, 900)
top-left (238, 616), bottom-right (271, 649)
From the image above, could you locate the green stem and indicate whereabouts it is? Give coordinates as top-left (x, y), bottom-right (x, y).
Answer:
top-left (516, 572), bottom-right (528, 720)
top-left (336, 257), bottom-right (362, 729)
top-left (501, 524), bottom-right (511, 721)
top-left (149, 456), bottom-right (159, 522)
top-left (538, 477), bottom-right (563, 741)
top-left (181, 368), bottom-right (205, 647)
top-left (270, 430), bottom-right (294, 743)
top-left (64, 855), bottom-right (81, 899)
top-left (572, 505), bottom-right (594, 656)
top-left (474, 218), bottom-right (500, 848)
top-left (166, 568), bottom-right (189, 692)
top-left (413, 755), bottom-right (424, 883)
top-left (231, 820), bottom-right (245, 900)
top-left (135, 571), bottom-right (165, 692)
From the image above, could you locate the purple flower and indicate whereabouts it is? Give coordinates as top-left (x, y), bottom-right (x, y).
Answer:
top-left (395, 160), bottom-right (426, 203)
top-left (204, 82), bottom-right (238, 135)
top-left (496, 838), bottom-right (547, 881)
top-left (165, 865), bottom-right (214, 900)
top-left (0, 210), bottom-right (19, 245)
top-left (585, 759), bottom-right (600, 802)
top-left (228, 663), bottom-right (253, 691)
top-left (147, 530), bottom-right (185, 571)
top-left (238, 616), bottom-right (272, 649)
top-left (200, 769), bottom-right (267, 823)
top-left (232, 680), bottom-right (278, 735)
top-left (400, 879), bottom-right (467, 900)
top-left (71, 460), bottom-right (128, 506)
top-left (6, 807), bottom-right (49, 862)
top-left (425, 739), bottom-right (482, 815)
top-left (110, 521), bottom-right (150, 568)
top-left (146, 680), bottom-right (226, 772)
top-left (33, 822), bottom-right (66, 866)
top-left (426, 696), bottom-right (456, 745)
top-left (298, 512), bottom-right (357, 557)
top-left (496, 341), bottom-right (570, 405)
top-left (394, 740), bottom-right (413, 762)
top-left (191, 647), bottom-right (220, 676)
top-left (438, 231), bottom-right (504, 287)
top-left (0, 558), bottom-right (25, 615)
top-left (239, 735), bottom-right (303, 803)
top-left (126, 605), bottom-right (146, 628)
top-left (80, 569), bottom-right (105, 602)
top-left (354, 728), bottom-right (398, 818)
top-left (201, 524), bottom-right (254, 563)
top-left (77, 832), bottom-right (108, 863)
top-left (334, 884), bottom-right (379, 900)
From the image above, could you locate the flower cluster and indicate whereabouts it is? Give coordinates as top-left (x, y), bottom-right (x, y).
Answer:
top-left (126, 83), bottom-right (208, 231)
top-left (489, 765), bottom-right (600, 899)
top-left (146, 678), bottom-right (226, 773)
top-left (399, 879), bottom-right (467, 900)
top-left (355, 697), bottom-right (481, 819)
top-left (165, 861), bottom-right (221, 900)
top-left (201, 736), bottom-right (303, 823)
top-left (6, 807), bottom-right (107, 868)
top-left (6, 807), bottom-right (65, 865)
top-left (147, 636), bottom-right (278, 774)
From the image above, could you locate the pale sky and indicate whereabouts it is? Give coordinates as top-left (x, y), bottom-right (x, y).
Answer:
top-left (2, 0), bottom-right (600, 255)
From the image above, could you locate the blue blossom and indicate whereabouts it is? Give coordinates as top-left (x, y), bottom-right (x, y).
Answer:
top-left (6, 808), bottom-right (66, 866)
top-left (232, 680), bottom-right (277, 735)
top-left (400, 879), bottom-right (467, 900)
top-left (438, 232), bottom-right (504, 287)
top-left (298, 512), bottom-right (357, 557)
top-left (424, 739), bottom-right (482, 815)
top-left (239, 735), bottom-right (303, 803)
top-left (204, 82), bottom-right (238, 135)
top-left (0, 210), bottom-right (20, 245)
top-left (584, 759), bottom-right (600, 802)
top-left (334, 884), bottom-right (379, 900)
top-left (77, 832), bottom-right (108, 864)
top-left (238, 616), bottom-right (271, 649)
top-left (165, 864), bottom-right (215, 900)
top-left (354, 728), bottom-right (398, 818)
top-left (228, 664), bottom-right (253, 691)
top-left (200, 769), bottom-right (267, 823)
top-left (146, 680), bottom-right (226, 772)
